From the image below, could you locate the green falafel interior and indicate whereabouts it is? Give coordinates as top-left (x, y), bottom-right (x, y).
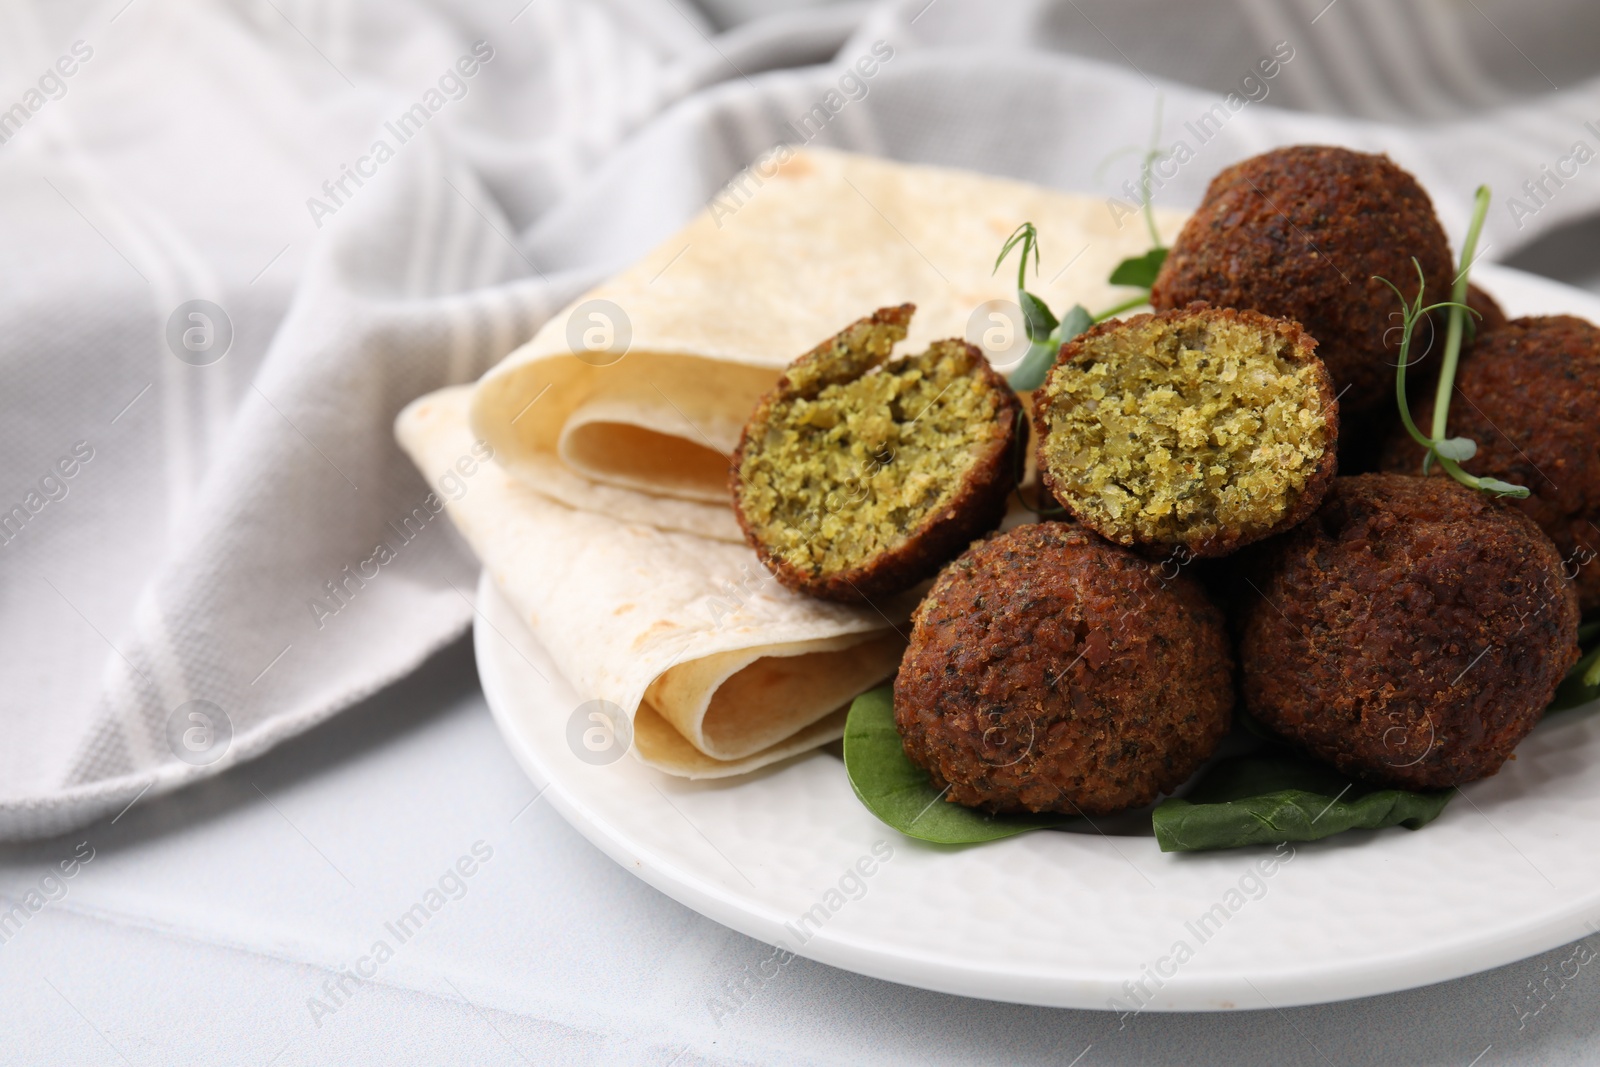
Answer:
top-left (732, 305), bottom-right (1017, 599)
top-left (1037, 307), bottom-right (1335, 555)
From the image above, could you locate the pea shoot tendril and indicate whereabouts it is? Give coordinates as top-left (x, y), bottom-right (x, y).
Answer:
top-left (994, 106), bottom-right (1171, 393)
top-left (1377, 185), bottom-right (1529, 500)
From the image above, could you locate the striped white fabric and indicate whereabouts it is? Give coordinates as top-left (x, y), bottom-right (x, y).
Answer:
top-left (4, 0), bottom-right (1600, 840)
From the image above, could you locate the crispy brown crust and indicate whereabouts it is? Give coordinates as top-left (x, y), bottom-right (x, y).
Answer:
top-left (1151, 146), bottom-right (1453, 421)
top-left (1034, 303), bottom-right (1340, 558)
top-left (893, 522), bottom-right (1234, 816)
top-left (729, 306), bottom-right (1022, 603)
top-left (1240, 473), bottom-right (1579, 790)
top-left (1380, 315), bottom-right (1600, 612)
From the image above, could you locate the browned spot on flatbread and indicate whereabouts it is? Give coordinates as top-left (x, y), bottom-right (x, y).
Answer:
top-left (775, 153), bottom-right (816, 179)
top-left (631, 619), bottom-right (681, 650)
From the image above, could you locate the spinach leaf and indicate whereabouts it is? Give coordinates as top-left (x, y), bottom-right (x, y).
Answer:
top-left (843, 685), bottom-right (1076, 844)
top-left (1152, 750), bottom-right (1454, 853)
top-left (1108, 247), bottom-right (1169, 288)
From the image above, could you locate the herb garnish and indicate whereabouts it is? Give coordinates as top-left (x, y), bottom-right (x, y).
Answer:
top-left (993, 107), bottom-right (1171, 392)
top-left (993, 207), bottom-right (1169, 514)
top-left (994, 169), bottom-right (1168, 392)
top-left (1102, 97), bottom-right (1171, 290)
top-left (1380, 185), bottom-right (1530, 499)
top-left (994, 223), bottom-right (1087, 391)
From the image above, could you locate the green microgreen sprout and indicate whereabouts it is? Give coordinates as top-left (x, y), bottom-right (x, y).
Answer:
top-left (1377, 185), bottom-right (1529, 500)
top-left (997, 101), bottom-right (1172, 395)
top-left (990, 102), bottom-right (1180, 513)
top-left (993, 216), bottom-right (1154, 514)
top-left (1095, 96), bottom-right (1168, 258)
top-left (994, 222), bottom-right (1090, 392)
top-left (1138, 97), bottom-right (1164, 251)
top-left (995, 220), bottom-right (1041, 294)
top-left (1100, 96), bottom-right (1169, 304)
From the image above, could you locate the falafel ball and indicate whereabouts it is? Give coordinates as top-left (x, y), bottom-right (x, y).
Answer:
top-left (1241, 473), bottom-right (1579, 791)
top-left (1035, 304), bottom-right (1338, 558)
top-left (1380, 314), bottom-right (1600, 612)
top-left (893, 522), bottom-right (1234, 816)
top-left (731, 304), bottom-right (1020, 603)
top-left (1151, 146), bottom-right (1453, 422)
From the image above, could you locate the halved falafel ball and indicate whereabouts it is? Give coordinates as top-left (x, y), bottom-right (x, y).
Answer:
top-left (731, 305), bottom-right (1020, 603)
top-left (894, 523), bottom-right (1234, 816)
top-left (1151, 146), bottom-right (1453, 422)
top-left (1034, 305), bottom-right (1338, 558)
top-left (1380, 315), bottom-right (1600, 612)
top-left (1241, 473), bottom-right (1579, 791)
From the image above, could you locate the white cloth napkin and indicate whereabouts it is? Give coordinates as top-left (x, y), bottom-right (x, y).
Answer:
top-left (7, 0), bottom-right (1600, 840)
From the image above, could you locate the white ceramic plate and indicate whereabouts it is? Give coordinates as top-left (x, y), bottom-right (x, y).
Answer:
top-left (475, 263), bottom-right (1600, 1011)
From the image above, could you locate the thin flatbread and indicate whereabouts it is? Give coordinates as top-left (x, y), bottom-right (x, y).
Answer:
top-left (396, 387), bottom-right (908, 777)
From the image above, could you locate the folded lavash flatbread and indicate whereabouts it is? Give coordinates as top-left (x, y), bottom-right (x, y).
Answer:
top-left (415, 149), bottom-right (1184, 778)
top-left (398, 386), bottom-right (911, 777)
top-left (471, 147), bottom-right (1183, 542)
